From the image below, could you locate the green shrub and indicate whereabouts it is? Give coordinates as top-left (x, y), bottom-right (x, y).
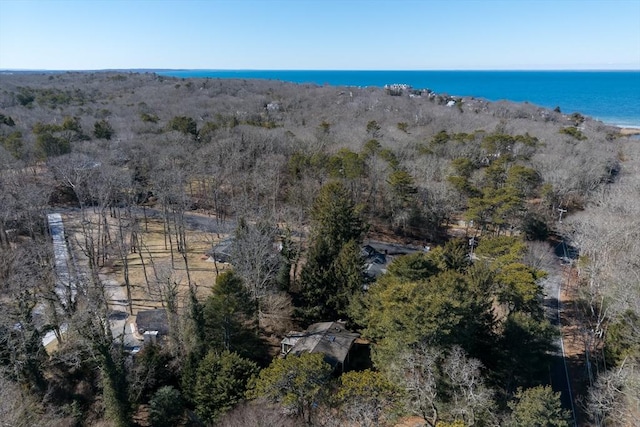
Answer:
top-left (140, 112), bottom-right (160, 123)
top-left (559, 126), bottom-right (587, 141)
top-left (93, 120), bottom-right (114, 140)
top-left (149, 386), bottom-right (183, 427)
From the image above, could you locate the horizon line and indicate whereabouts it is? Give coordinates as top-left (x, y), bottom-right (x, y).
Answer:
top-left (2, 68), bottom-right (640, 73)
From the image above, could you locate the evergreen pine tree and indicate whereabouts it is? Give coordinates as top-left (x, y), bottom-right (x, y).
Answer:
top-left (298, 181), bottom-right (366, 323)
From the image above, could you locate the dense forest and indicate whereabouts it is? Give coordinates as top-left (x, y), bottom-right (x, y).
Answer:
top-left (0, 72), bottom-right (638, 426)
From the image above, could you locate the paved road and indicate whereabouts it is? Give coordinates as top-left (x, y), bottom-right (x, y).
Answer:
top-left (56, 206), bottom-right (237, 234)
top-left (541, 265), bottom-right (577, 426)
top-left (100, 274), bottom-right (143, 351)
top-left (133, 207), bottom-right (236, 235)
top-left (39, 214), bottom-right (75, 347)
top-left (44, 212), bottom-right (143, 351)
top-left (47, 213), bottom-right (77, 307)
top-left (364, 240), bottom-right (426, 256)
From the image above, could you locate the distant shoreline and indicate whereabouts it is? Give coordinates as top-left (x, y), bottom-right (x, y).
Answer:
top-left (619, 127), bottom-right (640, 136)
top-left (159, 69), bottom-right (640, 128)
top-left (3, 69), bottom-right (638, 128)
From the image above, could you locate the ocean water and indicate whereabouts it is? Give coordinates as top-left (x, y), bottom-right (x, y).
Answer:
top-left (157, 70), bottom-right (640, 128)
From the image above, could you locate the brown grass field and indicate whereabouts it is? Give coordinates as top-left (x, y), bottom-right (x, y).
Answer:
top-left (65, 211), bottom-right (231, 316)
top-left (120, 219), bottom-right (226, 310)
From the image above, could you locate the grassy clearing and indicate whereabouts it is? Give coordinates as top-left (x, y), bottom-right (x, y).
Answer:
top-left (114, 219), bottom-right (230, 313)
top-left (64, 211), bottom-right (230, 316)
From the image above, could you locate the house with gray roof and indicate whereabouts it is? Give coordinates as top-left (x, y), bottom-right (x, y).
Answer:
top-left (281, 321), bottom-right (360, 373)
top-left (136, 309), bottom-right (169, 337)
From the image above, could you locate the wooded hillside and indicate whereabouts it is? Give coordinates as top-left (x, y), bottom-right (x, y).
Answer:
top-left (1, 72), bottom-right (637, 426)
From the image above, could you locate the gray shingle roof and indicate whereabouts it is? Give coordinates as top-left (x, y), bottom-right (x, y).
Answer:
top-left (136, 309), bottom-right (169, 335)
top-left (284, 321), bottom-right (360, 368)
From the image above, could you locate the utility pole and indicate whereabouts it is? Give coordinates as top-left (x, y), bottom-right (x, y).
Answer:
top-left (558, 208), bottom-right (567, 223)
top-left (469, 237), bottom-right (477, 259)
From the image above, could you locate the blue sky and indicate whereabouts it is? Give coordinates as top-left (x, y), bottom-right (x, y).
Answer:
top-left (1, 0), bottom-right (639, 70)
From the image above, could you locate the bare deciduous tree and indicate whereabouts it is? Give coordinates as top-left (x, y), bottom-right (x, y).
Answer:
top-left (443, 346), bottom-right (496, 426)
top-left (586, 360), bottom-right (640, 427)
top-left (231, 219), bottom-right (283, 328)
top-left (392, 343), bottom-right (442, 427)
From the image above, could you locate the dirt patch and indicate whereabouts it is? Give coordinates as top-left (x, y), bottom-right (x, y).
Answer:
top-left (394, 416), bottom-right (426, 427)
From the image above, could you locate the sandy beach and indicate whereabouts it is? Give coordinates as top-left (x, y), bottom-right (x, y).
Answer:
top-left (619, 127), bottom-right (640, 136)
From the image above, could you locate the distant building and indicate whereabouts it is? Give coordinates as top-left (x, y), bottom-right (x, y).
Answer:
top-left (281, 321), bottom-right (360, 373)
top-left (361, 244), bottom-right (388, 280)
top-left (207, 236), bottom-right (283, 264)
top-left (384, 83), bottom-right (412, 96)
top-left (207, 238), bottom-right (234, 263)
top-left (136, 309), bottom-right (169, 338)
top-left (360, 241), bottom-right (430, 285)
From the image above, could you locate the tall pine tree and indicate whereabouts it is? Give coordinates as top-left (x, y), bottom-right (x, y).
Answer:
top-left (298, 181), bottom-right (366, 323)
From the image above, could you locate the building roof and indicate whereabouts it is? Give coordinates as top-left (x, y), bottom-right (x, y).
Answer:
top-left (136, 309), bottom-right (169, 336)
top-left (284, 321), bottom-right (360, 368)
top-left (206, 238), bottom-right (234, 263)
top-left (362, 244), bottom-right (388, 279)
